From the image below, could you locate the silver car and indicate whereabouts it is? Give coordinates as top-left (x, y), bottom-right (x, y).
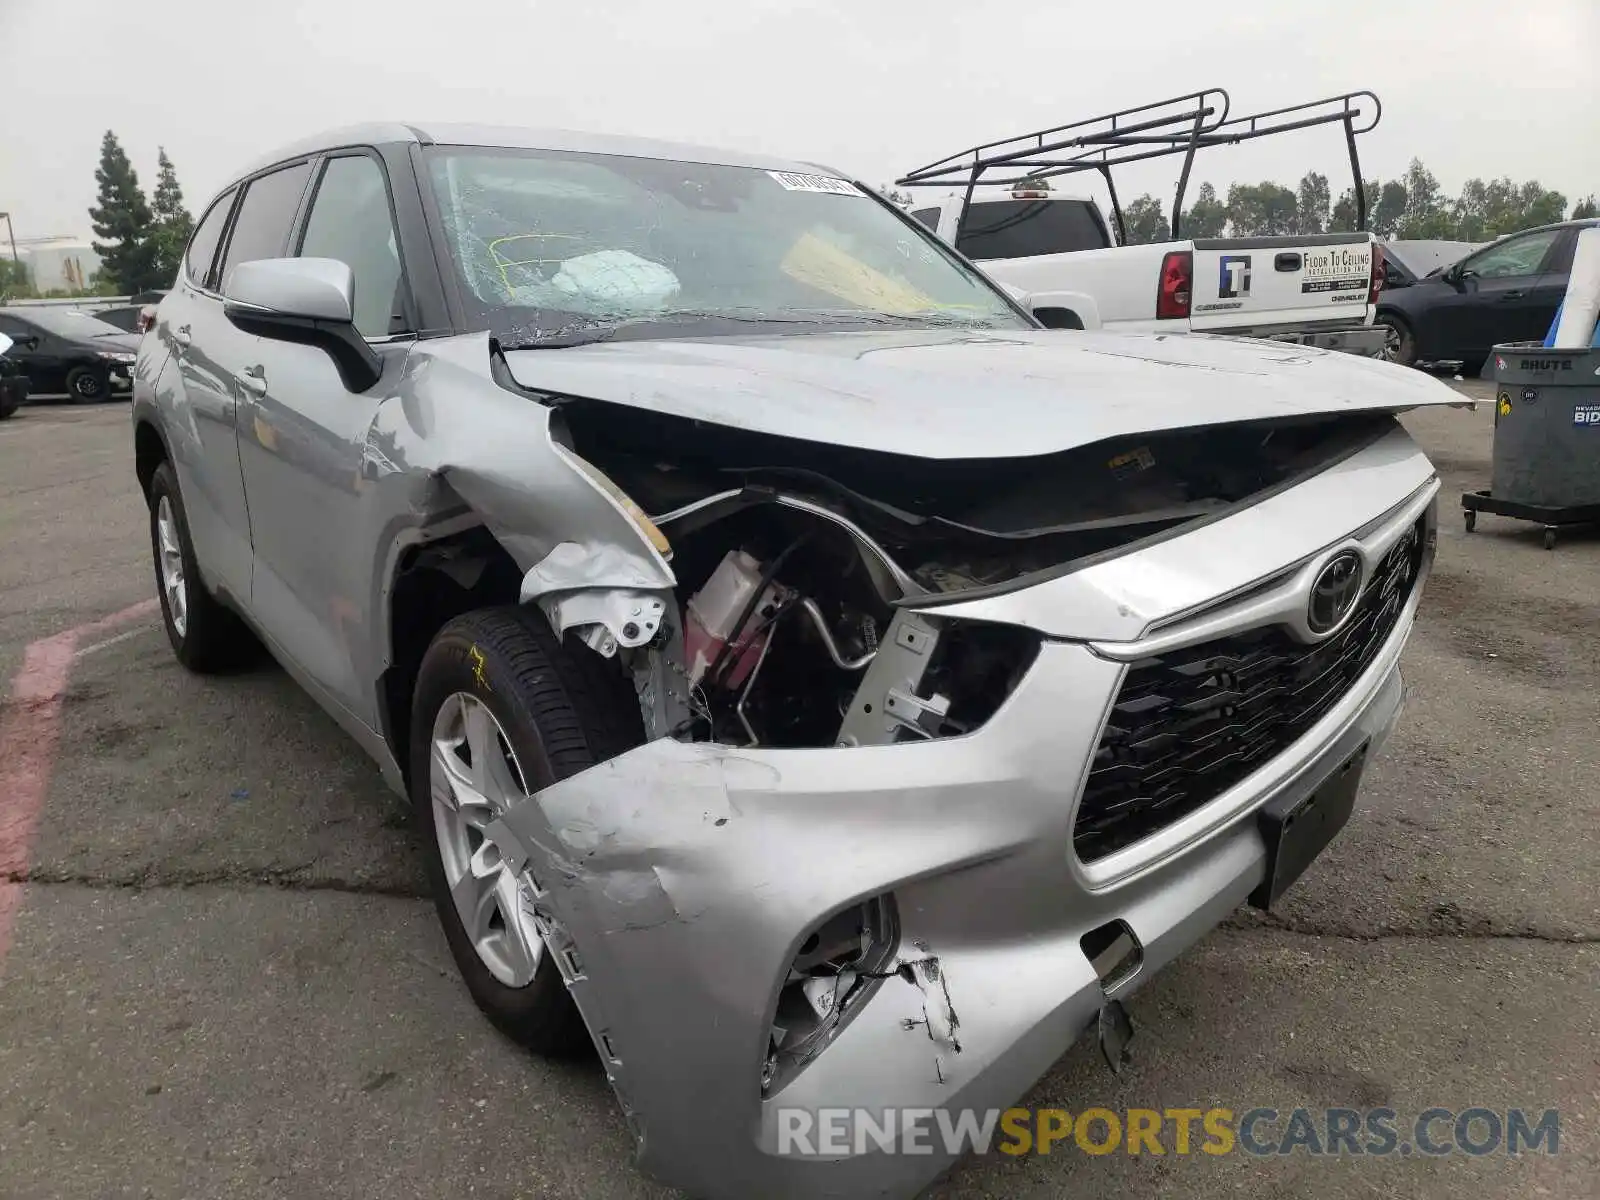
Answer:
top-left (132, 123), bottom-right (1457, 1199)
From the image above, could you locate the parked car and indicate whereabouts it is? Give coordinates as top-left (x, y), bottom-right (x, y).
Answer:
top-left (1374, 218), bottom-right (1599, 370)
top-left (0, 307), bottom-right (140, 400)
top-left (0, 331), bottom-right (28, 419)
top-left (133, 121), bottom-right (1459, 1200)
top-left (1377, 239), bottom-right (1483, 290)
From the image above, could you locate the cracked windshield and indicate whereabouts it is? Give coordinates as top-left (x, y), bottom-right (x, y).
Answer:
top-left (426, 147), bottom-right (1027, 345)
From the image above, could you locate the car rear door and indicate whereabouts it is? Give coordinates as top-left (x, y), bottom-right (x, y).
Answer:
top-left (233, 149), bottom-right (414, 722)
top-left (1188, 234), bottom-right (1374, 332)
top-left (163, 165), bottom-right (313, 602)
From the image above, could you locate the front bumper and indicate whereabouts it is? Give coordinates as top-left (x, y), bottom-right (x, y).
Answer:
top-left (494, 486), bottom-right (1432, 1198)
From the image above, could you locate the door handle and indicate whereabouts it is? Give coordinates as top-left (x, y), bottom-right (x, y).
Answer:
top-left (1499, 290), bottom-right (1526, 302)
top-left (239, 365), bottom-right (268, 397)
top-left (172, 324), bottom-right (192, 349)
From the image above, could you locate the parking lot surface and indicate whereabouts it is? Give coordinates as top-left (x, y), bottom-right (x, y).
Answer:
top-left (1, 388), bottom-right (1596, 1199)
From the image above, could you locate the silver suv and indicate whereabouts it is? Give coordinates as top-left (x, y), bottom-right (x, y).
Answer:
top-left (133, 123), bottom-right (1453, 1200)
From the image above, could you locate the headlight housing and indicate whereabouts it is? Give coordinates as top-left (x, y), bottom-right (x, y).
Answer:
top-left (96, 351), bottom-right (136, 363)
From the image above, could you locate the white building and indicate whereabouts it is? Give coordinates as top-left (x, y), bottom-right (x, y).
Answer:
top-left (15, 238), bottom-right (104, 293)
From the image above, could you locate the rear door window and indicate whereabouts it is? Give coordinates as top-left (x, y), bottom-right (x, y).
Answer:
top-left (185, 189), bottom-right (236, 291)
top-left (955, 199), bottom-right (1112, 260)
top-left (218, 162), bottom-right (313, 292)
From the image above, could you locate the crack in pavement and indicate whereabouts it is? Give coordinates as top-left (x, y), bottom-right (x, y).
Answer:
top-left (1225, 908), bottom-right (1599, 945)
top-left (6, 869), bottom-right (1595, 944)
top-left (2, 866), bottom-right (427, 900)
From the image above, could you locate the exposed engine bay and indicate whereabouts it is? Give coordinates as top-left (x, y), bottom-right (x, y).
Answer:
top-left (551, 396), bottom-right (1398, 751)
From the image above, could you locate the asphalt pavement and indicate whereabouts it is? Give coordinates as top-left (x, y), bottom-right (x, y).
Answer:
top-left (0, 385), bottom-right (1595, 1199)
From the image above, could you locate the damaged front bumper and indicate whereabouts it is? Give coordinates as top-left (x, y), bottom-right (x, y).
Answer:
top-left (489, 569), bottom-right (1421, 1199)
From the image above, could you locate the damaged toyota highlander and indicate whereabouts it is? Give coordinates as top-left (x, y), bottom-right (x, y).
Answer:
top-left (132, 123), bottom-right (1457, 1199)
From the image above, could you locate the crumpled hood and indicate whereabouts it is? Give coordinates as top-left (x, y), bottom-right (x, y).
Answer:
top-left (501, 327), bottom-right (1464, 459)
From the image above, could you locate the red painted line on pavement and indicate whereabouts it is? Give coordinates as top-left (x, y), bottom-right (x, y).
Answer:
top-left (0, 600), bottom-right (161, 963)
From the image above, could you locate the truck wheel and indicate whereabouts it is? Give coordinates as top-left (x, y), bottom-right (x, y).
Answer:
top-left (147, 462), bottom-right (257, 672)
top-left (1375, 314), bottom-right (1415, 366)
top-left (409, 606), bottom-right (643, 1054)
top-left (66, 366), bottom-right (109, 402)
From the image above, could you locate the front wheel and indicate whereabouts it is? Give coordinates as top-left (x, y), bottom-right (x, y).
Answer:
top-left (66, 366), bottom-right (109, 402)
top-left (409, 606), bottom-right (643, 1054)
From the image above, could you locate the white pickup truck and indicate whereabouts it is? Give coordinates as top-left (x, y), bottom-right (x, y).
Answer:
top-left (897, 89), bottom-right (1388, 357)
top-left (908, 187), bottom-right (1385, 355)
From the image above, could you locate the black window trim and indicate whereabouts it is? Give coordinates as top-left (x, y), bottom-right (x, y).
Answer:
top-left (289, 146), bottom-right (419, 342)
top-left (210, 156), bottom-right (317, 300)
top-left (184, 186), bottom-right (242, 296)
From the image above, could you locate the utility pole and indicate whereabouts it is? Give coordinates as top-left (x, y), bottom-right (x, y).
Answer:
top-left (0, 213), bottom-right (17, 289)
top-left (0, 213), bottom-right (16, 266)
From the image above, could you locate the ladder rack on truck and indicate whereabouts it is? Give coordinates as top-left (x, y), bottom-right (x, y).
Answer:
top-left (895, 89), bottom-right (1381, 246)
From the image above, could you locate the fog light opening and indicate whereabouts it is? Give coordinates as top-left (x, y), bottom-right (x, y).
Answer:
top-left (1081, 919), bottom-right (1143, 995)
top-left (761, 895), bottom-right (898, 1096)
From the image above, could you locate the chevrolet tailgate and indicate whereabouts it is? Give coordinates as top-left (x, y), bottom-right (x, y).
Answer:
top-left (1188, 233), bottom-right (1375, 332)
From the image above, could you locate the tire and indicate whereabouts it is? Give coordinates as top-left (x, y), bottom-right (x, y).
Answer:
top-left (66, 366), bottom-right (109, 403)
top-left (0, 395), bottom-right (16, 421)
top-left (1375, 313), bottom-right (1415, 367)
top-left (147, 461), bottom-right (256, 672)
top-left (409, 606), bottom-right (644, 1055)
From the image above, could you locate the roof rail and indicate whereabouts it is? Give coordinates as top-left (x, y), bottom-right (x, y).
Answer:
top-left (896, 89), bottom-right (1381, 243)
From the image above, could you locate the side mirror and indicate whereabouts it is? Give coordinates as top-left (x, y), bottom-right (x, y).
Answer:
top-left (222, 257), bottom-right (381, 392)
top-left (16, 335), bottom-right (40, 351)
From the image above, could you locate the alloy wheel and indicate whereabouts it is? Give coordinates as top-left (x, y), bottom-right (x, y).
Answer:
top-left (155, 495), bottom-right (188, 638)
top-left (429, 692), bottom-right (544, 987)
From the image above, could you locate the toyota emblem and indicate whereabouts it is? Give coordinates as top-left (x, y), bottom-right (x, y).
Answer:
top-left (1307, 551), bottom-right (1363, 635)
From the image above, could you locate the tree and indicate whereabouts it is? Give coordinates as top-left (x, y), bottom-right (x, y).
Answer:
top-left (1394, 159), bottom-right (1453, 238)
top-left (1182, 182), bottom-right (1228, 238)
top-left (1454, 177), bottom-right (1569, 239)
top-left (1121, 194), bottom-right (1171, 244)
top-left (150, 148), bottom-right (194, 284)
top-left (1369, 180), bottom-right (1408, 238)
top-left (1226, 181), bottom-right (1298, 236)
top-left (88, 130), bottom-right (161, 294)
top-left (1573, 195), bottom-right (1598, 221)
top-left (1328, 179), bottom-right (1375, 233)
top-left (1293, 172), bottom-right (1330, 235)
top-left (0, 257), bottom-right (28, 289)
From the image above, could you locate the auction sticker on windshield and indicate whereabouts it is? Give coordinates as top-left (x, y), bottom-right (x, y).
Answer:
top-left (768, 171), bottom-right (862, 196)
top-left (1301, 245), bottom-right (1370, 294)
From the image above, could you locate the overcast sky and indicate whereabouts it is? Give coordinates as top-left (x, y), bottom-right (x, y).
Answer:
top-left (4, 0), bottom-right (1597, 241)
